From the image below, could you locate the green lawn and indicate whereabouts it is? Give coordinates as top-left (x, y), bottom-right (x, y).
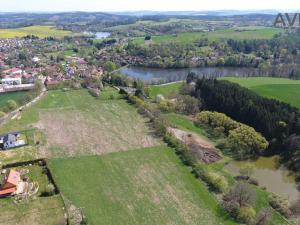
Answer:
top-left (220, 77), bottom-right (300, 109)
top-left (0, 25), bottom-right (74, 39)
top-left (49, 146), bottom-right (236, 225)
top-left (149, 82), bottom-right (183, 99)
top-left (0, 91), bottom-right (28, 111)
top-left (134, 27), bottom-right (282, 45)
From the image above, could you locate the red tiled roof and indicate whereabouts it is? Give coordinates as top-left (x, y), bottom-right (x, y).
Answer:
top-left (0, 187), bottom-right (16, 196)
top-left (6, 170), bottom-right (21, 186)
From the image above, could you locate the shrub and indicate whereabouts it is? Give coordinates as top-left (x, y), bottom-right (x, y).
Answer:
top-left (41, 183), bottom-right (55, 197)
top-left (290, 199), bottom-right (300, 217)
top-left (152, 116), bottom-right (169, 137)
top-left (255, 208), bottom-right (271, 225)
top-left (158, 100), bottom-right (176, 113)
top-left (88, 88), bottom-right (100, 97)
top-left (238, 207), bottom-right (256, 224)
top-left (193, 164), bottom-right (228, 193)
top-left (0, 111), bottom-right (6, 118)
top-left (164, 133), bottom-right (195, 166)
top-left (6, 99), bottom-right (18, 110)
top-left (269, 194), bottom-right (292, 217)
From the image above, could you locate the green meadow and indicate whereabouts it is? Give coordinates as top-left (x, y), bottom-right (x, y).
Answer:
top-left (220, 77), bottom-right (300, 109)
top-left (49, 146), bottom-right (236, 225)
top-left (134, 27), bottom-right (282, 45)
top-left (0, 25), bottom-right (74, 38)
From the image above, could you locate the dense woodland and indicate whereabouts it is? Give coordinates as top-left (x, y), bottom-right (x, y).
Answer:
top-left (192, 77), bottom-right (300, 171)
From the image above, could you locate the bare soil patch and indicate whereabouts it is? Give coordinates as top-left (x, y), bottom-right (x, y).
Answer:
top-left (167, 127), bottom-right (222, 163)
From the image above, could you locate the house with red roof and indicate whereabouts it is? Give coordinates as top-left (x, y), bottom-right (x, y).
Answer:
top-left (0, 170), bottom-right (21, 197)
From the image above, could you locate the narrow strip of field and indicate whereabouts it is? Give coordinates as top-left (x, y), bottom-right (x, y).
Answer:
top-left (134, 27), bottom-right (282, 45)
top-left (0, 25), bottom-right (74, 38)
top-left (149, 82), bottom-right (183, 99)
top-left (49, 146), bottom-right (236, 225)
top-left (220, 77), bottom-right (300, 109)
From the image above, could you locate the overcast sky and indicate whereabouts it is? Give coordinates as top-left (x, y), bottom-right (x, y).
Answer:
top-left (1, 0), bottom-right (300, 12)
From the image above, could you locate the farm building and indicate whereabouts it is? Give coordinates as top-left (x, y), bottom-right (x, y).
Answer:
top-left (0, 170), bottom-right (21, 197)
top-left (0, 132), bottom-right (26, 150)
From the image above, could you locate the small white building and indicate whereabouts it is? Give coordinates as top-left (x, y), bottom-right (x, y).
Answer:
top-left (32, 57), bottom-right (40, 63)
top-left (1, 78), bottom-right (22, 85)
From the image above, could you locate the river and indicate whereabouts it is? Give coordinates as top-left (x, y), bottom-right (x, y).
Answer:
top-left (225, 156), bottom-right (299, 203)
top-left (120, 66), bottom-right (263, 83)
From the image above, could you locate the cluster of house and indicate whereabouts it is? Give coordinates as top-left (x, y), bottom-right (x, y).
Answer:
top-left (44, 56), bottom-right (104, 87)
top-left (0, 38), bottom-right (28, 53)
top-left (0, 132), bottom-right (26, 150)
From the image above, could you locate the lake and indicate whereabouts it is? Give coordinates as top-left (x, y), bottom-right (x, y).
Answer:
top-left (225, 156), bottom-right (299, 203)
top-left (120, 66), bottom-right (263, 83)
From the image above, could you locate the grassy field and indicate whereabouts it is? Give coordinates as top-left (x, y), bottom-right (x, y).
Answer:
top-left (49, 146), bottom-right (236, 225)
top-left (0, 25), bottom-right (73, 38)
top-left (0, 87), bottom-right (160, 158)
top-left (149, 82), bottom-right (183, 99)
top-left (220, 77), bottom-right (300, 109)
top-left (134, 27), bottom-right (282, 45)
top-left (0, 164), bottom-right (65, 225)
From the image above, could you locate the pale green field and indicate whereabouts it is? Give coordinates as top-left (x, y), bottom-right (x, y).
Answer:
top-left (49, 146), bottom-right (236, 225)
top-left (220, 77), bottom-right (300, 109)
top-left (134, 27), bottom-right (282, 45)
top-left (0, 25), bottom-right (73, 38)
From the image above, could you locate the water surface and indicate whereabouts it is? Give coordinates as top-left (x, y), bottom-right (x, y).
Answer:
top-left (225, 156), bottom-right (299, 202)
top-left (120, 66), bottom-right (262, 83)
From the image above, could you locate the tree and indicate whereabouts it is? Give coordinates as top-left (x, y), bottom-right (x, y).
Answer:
top-left (228, 125), bottom-right (269, 159)
top-left (103, 61), bottom-right (117, 72)
top-left (255, 208), bottom-right (271, 225)
top-left (224, 182), bottom-right (256, 208)
top-left (176, 95), bottom-right (201, 115)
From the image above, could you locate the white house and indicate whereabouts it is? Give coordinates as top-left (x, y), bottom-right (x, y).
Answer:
top-left (1, 78), bottom-right (22, 85)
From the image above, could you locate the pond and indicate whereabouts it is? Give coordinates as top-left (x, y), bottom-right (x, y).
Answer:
top-left (225, 156), bottom-right (299, 202)
top-left (119, 66), bottom-right (262, 83)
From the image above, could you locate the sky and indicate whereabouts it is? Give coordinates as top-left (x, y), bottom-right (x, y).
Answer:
top-left (1, 0), bottom-right (300, 12)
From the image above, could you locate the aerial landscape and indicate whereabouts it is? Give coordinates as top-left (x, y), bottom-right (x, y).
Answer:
top-left (0, 0), bottom-right (300, 225)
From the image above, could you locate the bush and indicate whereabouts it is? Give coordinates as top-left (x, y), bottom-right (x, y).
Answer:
top-left (164, 133), bottom-right (195, 166)
top-left (6, 99), bottom-right (18, 110)
top-left (88, 88), bottom-right (100, 97)
top-left (0, 111), bottom-right (6, 118)
top-left (290, 199), bottom-right (300, 217)
top-left (238, 207), bottom-right (256, 224)
top-left (152, 116), bottom-right (169, 137)
top-left (193, 164), bottom-right (228, 193)
top-left (41, 183), bottom-right (55, 197)
top-left (158, 100), bottom-right (176, 113)
top-left (269, 194), bottom-right (292, 218)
